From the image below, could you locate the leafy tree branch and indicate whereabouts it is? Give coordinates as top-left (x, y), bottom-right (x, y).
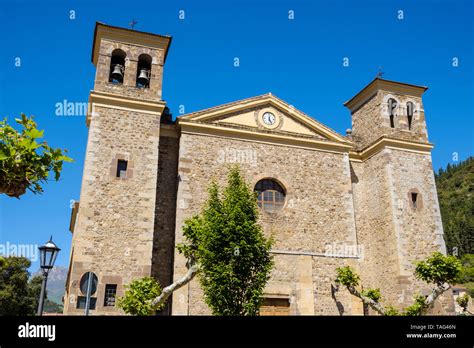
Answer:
top-left (0, 114), bottom-right (72, 198)
top-left (334, 252), bottom-right (463, 315)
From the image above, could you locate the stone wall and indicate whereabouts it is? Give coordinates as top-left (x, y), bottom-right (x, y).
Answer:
top-left (171, 131), bottom-right (361, 315)
top-left (351, 91), bottom-right (428, 150)
top-left (94, 38), bottom-right (165, 102)
top-left (63, 104), bottom-right (161, 315)
top-left (385, 149), bottom-right (452, 313)
top-left (351, 151), bottom-right (405, 309)
top-left (351, 148), bottom-right (453, 313)
top-left (151, 128), bottom-right (179, 315)
top-left (351, 93), bottom-right (384, 150)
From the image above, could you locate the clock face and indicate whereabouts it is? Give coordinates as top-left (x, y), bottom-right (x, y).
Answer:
top-left (262, 112), bottom-right (276, 126)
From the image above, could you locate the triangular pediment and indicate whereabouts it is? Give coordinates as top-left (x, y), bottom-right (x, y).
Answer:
top-left (178, 94), bottom-right (350, 145)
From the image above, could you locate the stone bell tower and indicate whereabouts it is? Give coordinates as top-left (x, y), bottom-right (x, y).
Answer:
top-left (63, 23), bottom-right (172, 315)
top-left (345, 78), bottom-right (451, 313)
top-left (346, 77), bottom-right (429, 150)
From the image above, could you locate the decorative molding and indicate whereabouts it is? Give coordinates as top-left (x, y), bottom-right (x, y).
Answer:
top-left (179, 94), bottom-right (351, 145)
top-left (92, 22), bottom-right (171, 66)
top-left (87, 90), bottom-right (166, 126)
top-left (344, 78), bottom-right (428, 112)
top-left (349, 136), bottom-right (434, 162)
top-left (179, 120), bottom-right (353, 154)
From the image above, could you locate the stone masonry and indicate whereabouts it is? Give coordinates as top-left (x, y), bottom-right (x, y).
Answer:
top-left (64, 23), bottom-right (452, 315)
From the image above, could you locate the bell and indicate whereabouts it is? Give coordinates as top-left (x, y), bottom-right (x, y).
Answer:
top-left (110, 64), bottom-right (124, 82)
top-left (137, 68), bottom-right (150, 87)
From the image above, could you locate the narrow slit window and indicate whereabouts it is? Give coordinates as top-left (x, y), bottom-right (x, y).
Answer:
top-left (388, 98), bottom-right (397, 128)
top-left (116, 160), bottom-right (128, 178)
top-left (411, 192), bottom-right (418, 209)
top-left (406, 102), bottom-right (414, 130)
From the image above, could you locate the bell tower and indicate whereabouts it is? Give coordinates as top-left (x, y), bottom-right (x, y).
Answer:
top-left (346, 78), bottom-right (450, 312)
top-left (64, 23), bottom-right (172, 315)
top-left (344, 78), bottom-right (429, 150)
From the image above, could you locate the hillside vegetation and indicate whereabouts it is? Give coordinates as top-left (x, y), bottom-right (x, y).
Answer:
top-left (435, 156), bottom-right (473, 255)
top-left (435, 156), bottom-right (473, 296)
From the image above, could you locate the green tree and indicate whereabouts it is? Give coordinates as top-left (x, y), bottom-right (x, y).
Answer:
top-left (117, 277), bottom-right (163, 316)
top-left (179, 166), bottom-right (273, 315)
top-left (458, 254), bottom-right (474, 297)
top-left (0, 256), bottom-right (43, 315)
top-left (456, 293), bottom-right (471, 314)
top-left (435, 157), bottom-right (473, 256)
top-left (335, 252), bottom-right (463, 315)
top-left (0, 114), bottom-right (72, 198)
top-left (125, 166), bottom-right (273, 315)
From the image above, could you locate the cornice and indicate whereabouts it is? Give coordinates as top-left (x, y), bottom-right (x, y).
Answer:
top-left (86, 90), bottom-right (166, 126)
top-left (179, 93), bottom-right (351, 145)
top-left (349, 136), bottom-right (434, 162)
top-left (344, 78), bottom-right (428, 112)
top-left (179, 121), bottom-right (353, 154)
top-left (91, 22), bottom-right (172, 65)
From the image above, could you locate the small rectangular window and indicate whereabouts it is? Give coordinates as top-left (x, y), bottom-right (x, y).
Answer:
top-left (104, 284), bottom-right (117, 307)
top-left (76, 296), bottom-right (97, 310)
top-left (116, 160), bottom-right (128, 178)
top-left (411, 192), bottom-right (418, 209)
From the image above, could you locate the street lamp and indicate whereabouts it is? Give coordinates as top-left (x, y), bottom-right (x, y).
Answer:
top-left (37, 236), bottom-right (60, 316)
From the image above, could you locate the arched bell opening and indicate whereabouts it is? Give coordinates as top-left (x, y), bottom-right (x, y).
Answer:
top-left (136, 54), bottom-right (152, 88)
top-left (109, 49), bottom-right (126, 84)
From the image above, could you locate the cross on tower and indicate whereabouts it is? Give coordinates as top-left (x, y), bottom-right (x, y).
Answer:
top-left (376, 66), bottom-right (385, 78)
top-left (129, 19), bottom-right (138, 30)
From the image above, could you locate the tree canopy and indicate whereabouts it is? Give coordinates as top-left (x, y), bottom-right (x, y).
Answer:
top-left (117, 277), bottom-right (163, 316)
top-left (0, 256), bottom-right (43, 315)
top-left (178, 166), bottom-right (273, 315)
top-left (435, 157), bottom-right (473, 256)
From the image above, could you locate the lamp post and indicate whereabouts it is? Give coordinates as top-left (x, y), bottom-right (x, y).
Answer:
top-left (37, 236), bottom-right (60, 316)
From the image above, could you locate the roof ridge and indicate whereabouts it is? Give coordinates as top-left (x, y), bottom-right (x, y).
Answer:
top-left (178, 93), bottom-right (351, 145)
top-left (178, 93), bottom-right (274, 118)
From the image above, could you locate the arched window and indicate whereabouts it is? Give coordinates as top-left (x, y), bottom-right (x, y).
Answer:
top-left (254, 179), bottom-right (286, 213)
top-left (388, 98), bottom-right (397, 128)
top-left (406, 102), bottom-right (414, 130)
top-left (109, 49), bottom-right (126, 84)
top-left (136, 54), bottom-right (152, 88)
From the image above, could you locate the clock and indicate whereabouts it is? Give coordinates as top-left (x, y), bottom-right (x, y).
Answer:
top-left (262, 112), bottom-right (276, 126)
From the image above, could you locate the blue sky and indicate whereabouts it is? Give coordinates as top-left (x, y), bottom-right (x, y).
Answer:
top-left (0, 0), bottom-right (473, 271)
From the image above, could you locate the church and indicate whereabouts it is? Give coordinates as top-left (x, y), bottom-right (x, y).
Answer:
top-left (63, 22), bottom-right (453, 315)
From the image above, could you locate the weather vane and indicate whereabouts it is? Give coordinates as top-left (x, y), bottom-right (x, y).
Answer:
top-left (376, 66), bottom-right (385, 78)
top-left (129, 19), bottom-right (138, 30)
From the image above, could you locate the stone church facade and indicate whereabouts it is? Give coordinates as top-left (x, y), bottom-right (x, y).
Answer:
top-left (63, 23), bottom-right (453, 315)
